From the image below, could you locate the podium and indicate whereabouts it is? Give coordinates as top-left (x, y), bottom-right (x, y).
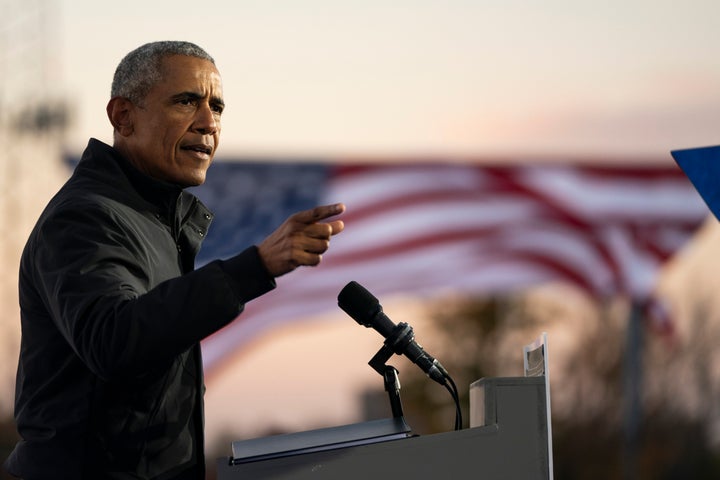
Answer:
top-left (217, 375), bottom-right (552, 479)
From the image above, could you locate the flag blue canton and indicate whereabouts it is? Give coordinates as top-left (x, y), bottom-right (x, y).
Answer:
top-left (188, 162), bottom-right (329, 266)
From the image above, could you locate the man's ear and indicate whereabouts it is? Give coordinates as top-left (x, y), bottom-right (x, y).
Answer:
top-left (106, 97), bottom-right (134, 137)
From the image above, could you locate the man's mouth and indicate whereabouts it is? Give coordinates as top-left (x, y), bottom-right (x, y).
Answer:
top-left (181, 144), bottom-right (213, 155)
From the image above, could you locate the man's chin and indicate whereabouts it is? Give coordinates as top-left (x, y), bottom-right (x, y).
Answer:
top-left (182, 174), bottom-right (207, 188)
top-left (171, 168), bottom-right (209, 188)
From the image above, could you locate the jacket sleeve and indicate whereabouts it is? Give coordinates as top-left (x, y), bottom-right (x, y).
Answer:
top-left (29, 203), bottom-right (276, 381)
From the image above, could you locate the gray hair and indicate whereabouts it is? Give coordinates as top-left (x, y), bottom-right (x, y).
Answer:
top-left (111, 41), bottom-right (215, 104)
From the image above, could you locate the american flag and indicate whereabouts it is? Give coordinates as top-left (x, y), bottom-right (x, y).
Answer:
top-left (188, 160), bottom-right (707, 373)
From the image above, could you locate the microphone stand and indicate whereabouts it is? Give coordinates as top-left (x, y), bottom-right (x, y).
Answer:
top-left (369, 344), bottom-right (405, 418)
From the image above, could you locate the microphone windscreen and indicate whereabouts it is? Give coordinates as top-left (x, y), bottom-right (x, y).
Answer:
top-left (337, 281), bottom-right (379, 325)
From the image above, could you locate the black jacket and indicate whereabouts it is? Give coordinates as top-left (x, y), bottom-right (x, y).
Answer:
top-left (5, 139), bottom-right (275, 479)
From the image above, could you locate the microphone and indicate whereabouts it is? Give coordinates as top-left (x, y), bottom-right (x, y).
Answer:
top-left (338, 281), bottom-right (449, 385)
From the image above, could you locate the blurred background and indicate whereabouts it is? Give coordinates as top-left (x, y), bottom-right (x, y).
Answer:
top-left (2, 0), bottom-right (720, 478)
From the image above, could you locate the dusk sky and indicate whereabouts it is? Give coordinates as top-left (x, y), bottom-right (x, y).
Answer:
top-left (36, 0), bottom-right (720, 159)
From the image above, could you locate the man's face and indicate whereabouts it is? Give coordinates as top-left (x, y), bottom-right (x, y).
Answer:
top-left (120, 55), bottom-right (224, 187)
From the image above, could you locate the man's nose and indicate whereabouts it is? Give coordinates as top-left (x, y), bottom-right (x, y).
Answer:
top-left (193, 103), bottom-right (220, 134)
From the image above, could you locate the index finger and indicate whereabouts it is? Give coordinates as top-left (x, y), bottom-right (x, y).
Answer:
top-left (294, 203), bottom-right (346, 224)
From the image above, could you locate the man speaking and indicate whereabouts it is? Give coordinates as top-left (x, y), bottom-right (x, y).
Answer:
top-left (4, 41), bottom-right (345, 479)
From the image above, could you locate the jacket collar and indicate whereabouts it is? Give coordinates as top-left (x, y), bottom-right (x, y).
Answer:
top-left (79, 138), bottom-right (190, 218)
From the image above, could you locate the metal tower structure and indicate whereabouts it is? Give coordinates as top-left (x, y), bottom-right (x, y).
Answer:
top-left (0, 0), bottom-right (69, 415)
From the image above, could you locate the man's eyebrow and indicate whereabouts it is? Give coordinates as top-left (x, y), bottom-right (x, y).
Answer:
top-left (210, 95), bottom-right (225, 109)
top-left (170, 91), bottom-right (200, 101)
top-left (171, 91), bottom-right (224, 110)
